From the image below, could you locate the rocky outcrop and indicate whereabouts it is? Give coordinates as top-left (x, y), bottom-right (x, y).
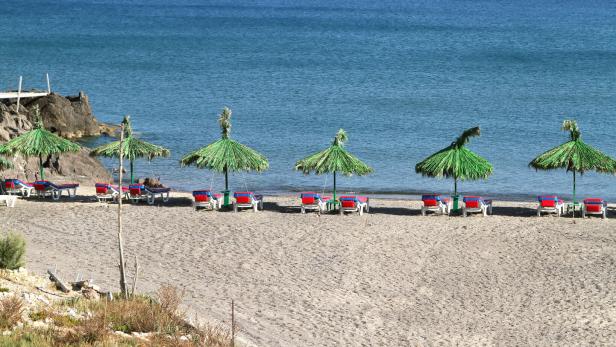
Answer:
top-left (2, 150), bottom-right (112, 183)
top-left (1, 92), bottom-right (109, 139)
top-left (0, 93), bottom-right (113, 183)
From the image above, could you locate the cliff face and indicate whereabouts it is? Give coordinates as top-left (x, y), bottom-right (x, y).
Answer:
top-left (0, 92), bottom-right (113, 183)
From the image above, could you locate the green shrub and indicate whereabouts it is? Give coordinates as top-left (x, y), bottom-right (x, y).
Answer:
top-left (0, 233), bottom-right (25, 270)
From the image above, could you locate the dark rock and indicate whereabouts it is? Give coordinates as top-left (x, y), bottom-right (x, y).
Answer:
top-left (3, 149), bottom-right (111, 184)
top-left (23, 92), bottom-right (100, 139)
top-left (0, 92), bottom-right (113, 183)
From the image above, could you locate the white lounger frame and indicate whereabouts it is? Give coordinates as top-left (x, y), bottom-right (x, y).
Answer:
top-left (537, 201), bottom-right (564, 217)
top-left (462, 200), bottom-right (493, 217)
top-left (582, 203), bottom-right (607, 219)
top-left (340, 199), bottom-right (369, 216)
top-left (421, 200), bottom-right (451, 216)
top-left (5, 183), bottom-right (34, 197)
top-left (233, 197), bottom-right (263, 212)
top-left (36, 186), bottom-right (78, 201)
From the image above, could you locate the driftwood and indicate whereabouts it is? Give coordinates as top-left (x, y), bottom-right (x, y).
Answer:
top-left (47, 269), bottom-right (70, 293)
top-left (36, 286), bottom-right (68, 297)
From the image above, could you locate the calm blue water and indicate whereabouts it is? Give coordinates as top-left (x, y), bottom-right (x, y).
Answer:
top-left (2, 0), bottom-right (616, 200)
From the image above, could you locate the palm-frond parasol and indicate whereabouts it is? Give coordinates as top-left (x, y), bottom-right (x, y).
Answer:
top-left (415, 126), bottom-right (493, 196)
top-left (180, 107), bottom-right (269, 204)
top-left (90, 115), bottom-right (170, 183)
top-left (0, 106), bottom-right (79, 180)
top-left (529, 120), bottom-right (616, 206)
top-left (294, 129), bottom-right (373, 200)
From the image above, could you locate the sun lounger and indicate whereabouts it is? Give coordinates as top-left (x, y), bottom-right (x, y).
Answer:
top-left (582, 198), bottom-right (607, 219)
top-left (421, 194), bottom-right (451, 216)
top-left (4, 179), bottom-right (34, 197)
top-left (129, 184), bottom-right (171, 205)
top-left (300, 192), bottom-right (329, 214)
top-left (192, 190), bottom-right (222, 210)
top-left (537, 195), bottom-right (565, 217)
top-left (233, 192), bottom-right (263, 212)
top-left (95, 183), bottom-right (128, 203)
top-left (33, 181), bottom-right (79, 200)
top-left (462, 196), bottom-right (493, 217)
top-left (339, 195), bottom-right (369, 216)
top-left (0, 195), bottom-right (17, 208)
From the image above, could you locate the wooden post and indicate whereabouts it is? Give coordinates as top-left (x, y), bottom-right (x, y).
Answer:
top-left (231, 300), bottom-right (235, 347)
top-left (118, 122), bottom-right (128, 298)
top-left (130, 255), bottom-right (139, 297)
top-left (46, 73), bottom-right (51, 94)
top-left (16, 76), bottom-right (22, 113)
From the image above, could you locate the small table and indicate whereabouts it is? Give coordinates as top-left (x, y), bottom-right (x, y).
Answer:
top-left (566, 202), bottom-right (582, 216)
top-left (0, 195), bottom-right (17, 208)
top-left (326, 199), bottom-right (339, 211)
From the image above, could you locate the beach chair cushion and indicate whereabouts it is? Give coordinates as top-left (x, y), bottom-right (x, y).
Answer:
top-left (95, 183), bottom-right (110, 194)
top-left (193, 190), bottom-right (213, 202)
top-left (538, 195), bottom-right (559, 208)
top-left (129, 184), bottom-right (145, 196)
top-left (584, 198), bottom-right (604, 204)
top-left (33, 181), bottom-right (50, 191)
top-left (339, 196), bottom-right (357, 208)
top-left (147, 187), bottom-right (170, 194)
top-left (301, 192), bottom-right (320, 205)
top-left (463, 196), bottom-right (481, 209)
top-left (584, 198), bottom-right (604, 213)
top-left (234, 192), bottom-right (254, 204)
top-left (422, 194), bottom-right (440, 207)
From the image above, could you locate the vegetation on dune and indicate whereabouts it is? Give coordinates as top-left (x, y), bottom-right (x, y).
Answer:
top-left (0, 284), bottom-right (233, 346)
top-left (0, 233), bottom-right (26, 270)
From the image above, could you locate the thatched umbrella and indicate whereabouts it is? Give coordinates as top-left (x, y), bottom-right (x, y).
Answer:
top-left (0, 106), bottom-right (80, 180)
top-left (180, 107), bottom-right (269, 205)
top-left (415, 127), bottom-right (493, 208)
top-left (529, 120), bottom-right (616, 208)
top-left (294, 129), bottom-right (373, 201)
top-left (90, 116), bottom-right (170, 183)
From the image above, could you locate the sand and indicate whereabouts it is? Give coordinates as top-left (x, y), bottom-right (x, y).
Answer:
top-left (1, 186), bottom-right (615, 346)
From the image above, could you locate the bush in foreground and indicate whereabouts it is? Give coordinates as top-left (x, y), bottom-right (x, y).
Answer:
top-left (0, 285), bottom-right (232, 346)
top-left (0, 233), bottom-right (26, 270)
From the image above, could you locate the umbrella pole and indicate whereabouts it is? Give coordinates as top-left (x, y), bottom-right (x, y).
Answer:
top-left (38, 155), bottom-right (44, 181)
top-left (130, 160), bottom-right (134, 184)
top-left (572, 170), bottom-right (576, 217)
top-left (333, 171), bottom-right (336, 200)
top-left (224, 167), bottom-right (230, 207)
top-left (452, 177), bottom-right (459, 211)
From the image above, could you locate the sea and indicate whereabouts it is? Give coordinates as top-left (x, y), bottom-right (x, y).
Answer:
top-left (2, 0), bottom-right (616, 200)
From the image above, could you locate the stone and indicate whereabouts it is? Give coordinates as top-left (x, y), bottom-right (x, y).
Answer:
top-left (23, 92), bottom-right (100, 139)
top-left (0, 93), bottom-right (113, 183)
top-left (81, 288), bottom-right (99, 301)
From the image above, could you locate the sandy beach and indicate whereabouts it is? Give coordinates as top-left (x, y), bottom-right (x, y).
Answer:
top-left (1, 186), bottom-right (615, 346)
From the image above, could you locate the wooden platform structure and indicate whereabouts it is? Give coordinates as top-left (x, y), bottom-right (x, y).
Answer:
top-left (0, 74), bottom-right (51, 110)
